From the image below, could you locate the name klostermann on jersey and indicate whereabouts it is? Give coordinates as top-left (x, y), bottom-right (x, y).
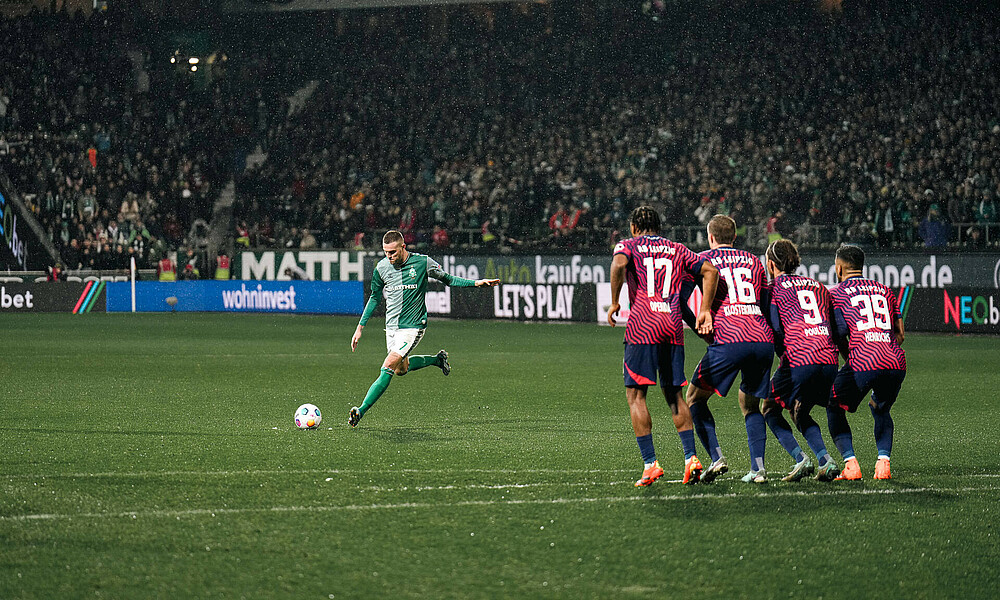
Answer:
top-left (386, 284), bottom-right (420, 292)
top-left (722, 304), bottom-right (763, 316)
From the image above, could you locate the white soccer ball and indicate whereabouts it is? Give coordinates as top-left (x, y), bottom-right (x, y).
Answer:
top-left (294, 403), bottom-right (322, 429)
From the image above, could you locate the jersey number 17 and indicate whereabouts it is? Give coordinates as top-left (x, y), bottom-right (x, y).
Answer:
top-left (642, 257), bottom-right (673, 298)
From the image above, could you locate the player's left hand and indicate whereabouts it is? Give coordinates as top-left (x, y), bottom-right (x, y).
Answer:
top-left (475, 279), bottom-right (501, 287)
top-left (607, 303), bottom-right (621, 327)
top-left (696, 310), bottom-right (713, 335)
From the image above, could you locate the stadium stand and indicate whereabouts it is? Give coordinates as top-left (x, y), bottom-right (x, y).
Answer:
top-left (2, 1), bottom-right (998, 269)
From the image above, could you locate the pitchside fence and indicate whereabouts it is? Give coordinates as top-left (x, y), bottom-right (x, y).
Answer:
top-left (2, 251), bottom-right (998, 333)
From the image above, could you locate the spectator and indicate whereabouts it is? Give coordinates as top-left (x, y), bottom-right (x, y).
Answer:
top-left (874, 200), bottom-right (897, 249)
top-left (300, 229), bottom-right (318, 250)
top-left (431, 224), bottom-right (450, 248)
top-left (766, 210), bottom-right (784, 244)
top-left (918, 204), bottom-right (949, 249)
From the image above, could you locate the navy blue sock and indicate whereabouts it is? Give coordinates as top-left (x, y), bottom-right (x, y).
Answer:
top-left (636, 434), bottom-right (657, 465)
top-left (678, 429), bottom-right (697, 460)
top-left (765, 411), bottom-right (805, 462)
top-left (745, 413), bottom-right (766, 472)
top-left (690, 402), bottom-right (722, 461)
top-left (870, 405), bottom-right (894, 459)
top-left (826, 406), bottom-right (856, 461)
top-left (798, 414), bottom-right (831, 465)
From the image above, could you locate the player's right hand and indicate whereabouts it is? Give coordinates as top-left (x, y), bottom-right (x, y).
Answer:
top-left (696, 310), bottom-right (713, 335)
top-left (351, 326), bottom-right (363, 352)
top-left (607, 303), bottom-right (620, 327)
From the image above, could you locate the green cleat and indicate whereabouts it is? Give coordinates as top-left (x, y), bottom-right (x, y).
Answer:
top-left (782, 456), bottom-right (815, 482)
top-left (741, 469), bottom-right (767, 483)
top-left (437, 350), bottom-right (451, 376)
top-left (815, 460), bottom-right (841, 482)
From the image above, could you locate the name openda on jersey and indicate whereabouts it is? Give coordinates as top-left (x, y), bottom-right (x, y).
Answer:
top-left (222, 283), bottom-right (298, 310)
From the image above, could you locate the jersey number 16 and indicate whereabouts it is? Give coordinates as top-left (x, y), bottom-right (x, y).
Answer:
top-left (720, 267), bottom-right (756, 304)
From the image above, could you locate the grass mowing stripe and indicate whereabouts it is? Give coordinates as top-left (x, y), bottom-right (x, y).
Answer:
top-left (4, 485), bottom-right (998, 522)
top-left (5, 467), bottom-right (639, 479)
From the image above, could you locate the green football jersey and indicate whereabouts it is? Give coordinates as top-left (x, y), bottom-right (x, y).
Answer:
top-left (360, 252), bottom-right (475, 330)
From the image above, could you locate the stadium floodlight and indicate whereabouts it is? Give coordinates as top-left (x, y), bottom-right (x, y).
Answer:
top-left (191, 65), bottom-right (198, 72)
top-left (189, 57), bottom-right (200, 64)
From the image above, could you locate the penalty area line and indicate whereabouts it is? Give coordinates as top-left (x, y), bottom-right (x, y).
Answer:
top-left (4, 485), bottom-right (998, 522)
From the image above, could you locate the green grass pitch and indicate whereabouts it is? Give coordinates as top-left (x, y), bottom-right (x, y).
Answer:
top-left (2, 314), bottom-right (998, 598)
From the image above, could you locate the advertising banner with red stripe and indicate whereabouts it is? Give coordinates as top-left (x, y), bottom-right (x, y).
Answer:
top-left (0, 283), bottom-right (106, 313)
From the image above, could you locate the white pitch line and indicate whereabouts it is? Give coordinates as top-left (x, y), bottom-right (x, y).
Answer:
top-left (4, 468), bottom-right (637, 480)
top-left (3, 485), bottom-right (998, 522)
top-left (353, 479), bottom-right (648, 491)
top-left (353, 479), bottom-right (686, 491)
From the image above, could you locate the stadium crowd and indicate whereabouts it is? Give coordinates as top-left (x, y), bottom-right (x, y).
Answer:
top-left (0, 6), bottom-right (289, 270)
top-left (237, 2), bottom-right (1000, 253)
top-left (1, 2), bottom-right (998, 272)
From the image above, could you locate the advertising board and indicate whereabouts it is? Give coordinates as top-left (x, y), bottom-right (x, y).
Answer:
top-left (106, 281), bottom-right (363, 314)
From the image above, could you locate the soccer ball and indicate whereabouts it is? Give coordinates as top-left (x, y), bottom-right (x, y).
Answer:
top-left (294, 403), bottom-right (322, 429)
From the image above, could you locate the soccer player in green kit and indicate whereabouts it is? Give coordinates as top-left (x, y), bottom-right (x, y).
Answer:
top-left (349, 230), bottom-right (500, 426)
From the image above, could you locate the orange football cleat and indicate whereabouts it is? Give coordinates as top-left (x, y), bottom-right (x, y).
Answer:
top-left (874, 457), bottom-right (891, 480)
top-left (635, 461), bottom-right (665, 487)
top-left (834, 457), bottom-right (863, 480)
top-left (683, 456), bottom-right (703, 485)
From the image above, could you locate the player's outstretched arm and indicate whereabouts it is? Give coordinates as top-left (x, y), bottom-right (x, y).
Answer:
top-left (475, 279), bottom-right (500, 287)
top-left (607, 254), bottom-right (628, 326)
top-left (695, 262), bottom-right (719, 335)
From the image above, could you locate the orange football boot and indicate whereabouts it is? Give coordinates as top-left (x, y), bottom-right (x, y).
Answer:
top-left (683, 456), bottom-right (703, 485)
top-left (874, 457), bottom-right (891, 480)
top-left (834, 457), bottom-right (863, 480)
top-left (635, 461), bottom-right (665, 487)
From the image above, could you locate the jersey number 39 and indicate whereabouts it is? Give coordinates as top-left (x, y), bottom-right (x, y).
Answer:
top-left (850, 294), bottom-right (892, 331)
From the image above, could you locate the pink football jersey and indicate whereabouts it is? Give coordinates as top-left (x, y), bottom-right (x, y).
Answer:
top-left (769, 274), bottom-right (839, 368)
top-left (699, 247), bottom-right (773, 345)
top-left (829, 277), bottom-right (906, 371)
top-left (614, 236), bottom-right (704, 345)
